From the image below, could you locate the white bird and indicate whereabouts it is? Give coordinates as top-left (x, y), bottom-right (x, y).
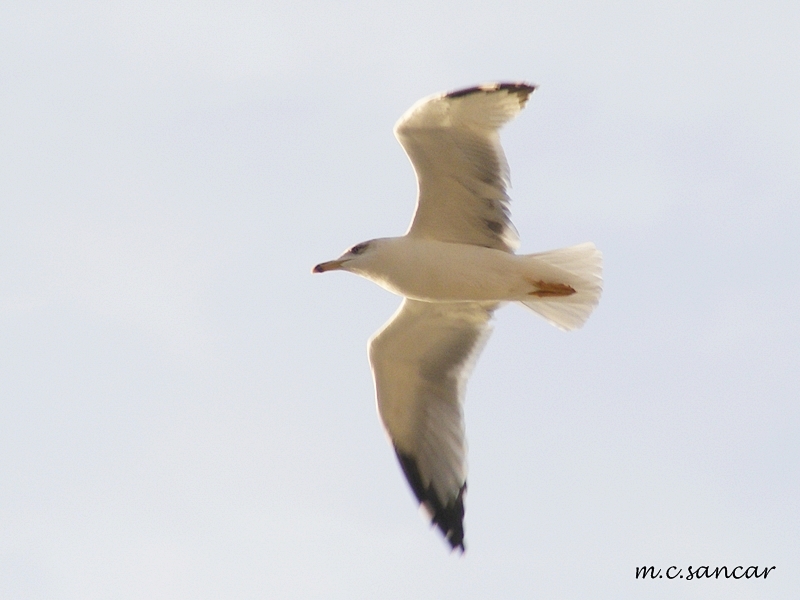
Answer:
top-left (313, 83), bottom-right (602, 551)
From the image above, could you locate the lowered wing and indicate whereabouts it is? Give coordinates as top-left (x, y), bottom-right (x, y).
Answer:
top-left (368, 298), bottom-right (497, 550)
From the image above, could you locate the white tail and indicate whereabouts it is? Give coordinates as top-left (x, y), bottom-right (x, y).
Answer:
top-left (518, 242), bottom-right (603, 331)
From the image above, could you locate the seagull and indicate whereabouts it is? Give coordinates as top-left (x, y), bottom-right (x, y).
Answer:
top-left (313, 83), bottom-right (602, 551)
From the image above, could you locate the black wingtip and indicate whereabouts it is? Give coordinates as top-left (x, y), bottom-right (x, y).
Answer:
top-left (445, 82), bottom-right (537, 106)
top-left (395, 449), bottom-right (467, 552)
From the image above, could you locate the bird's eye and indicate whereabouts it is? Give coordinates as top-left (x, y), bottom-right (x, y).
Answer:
top-left (351, 243), bottom-right (367, 255)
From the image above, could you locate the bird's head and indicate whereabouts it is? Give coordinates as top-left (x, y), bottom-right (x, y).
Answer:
top-left (312, 239), bottom-right (381, 274)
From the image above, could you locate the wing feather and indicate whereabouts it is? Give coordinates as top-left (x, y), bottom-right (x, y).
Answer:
top-left (394, 83), bottom-right (536, 252)
top-left (368, 299), bottom-right (497, 550)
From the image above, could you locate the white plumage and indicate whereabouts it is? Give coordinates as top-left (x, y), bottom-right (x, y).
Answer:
top-left (313, 83), bottom-right (602, 551)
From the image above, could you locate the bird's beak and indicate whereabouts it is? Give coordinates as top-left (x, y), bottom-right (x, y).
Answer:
top-left (312, 259), bottom-right (346, 273)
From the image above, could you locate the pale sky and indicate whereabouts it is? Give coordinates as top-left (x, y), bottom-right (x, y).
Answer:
top-left (1, 2), bottom-right (798, 599)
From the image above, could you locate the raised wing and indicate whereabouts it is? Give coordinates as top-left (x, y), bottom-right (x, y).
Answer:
top-left (368, 299), bottom-right (497, 550)
top-left (394, 83), bottom-right (536, 252)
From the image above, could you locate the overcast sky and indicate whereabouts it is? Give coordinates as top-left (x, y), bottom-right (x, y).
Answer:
top-left (1, 2), bottom-right (798, 599)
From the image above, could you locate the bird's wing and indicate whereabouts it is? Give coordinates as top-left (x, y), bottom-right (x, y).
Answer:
top-left (368, 298), bottom-right (497, 550)
top-left (394, 82), bottom-right (536, 252)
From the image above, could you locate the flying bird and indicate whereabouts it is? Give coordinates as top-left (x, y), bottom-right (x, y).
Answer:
top-left (313, 83), bottom-right (602, 551)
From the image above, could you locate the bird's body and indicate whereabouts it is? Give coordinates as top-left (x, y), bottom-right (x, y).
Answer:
top-left (342, 237), bottom-right (531, 301)
top-left (313, 82), bottom-right (602, 551)
top-left (335, 236), bottom-right (600, 307)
